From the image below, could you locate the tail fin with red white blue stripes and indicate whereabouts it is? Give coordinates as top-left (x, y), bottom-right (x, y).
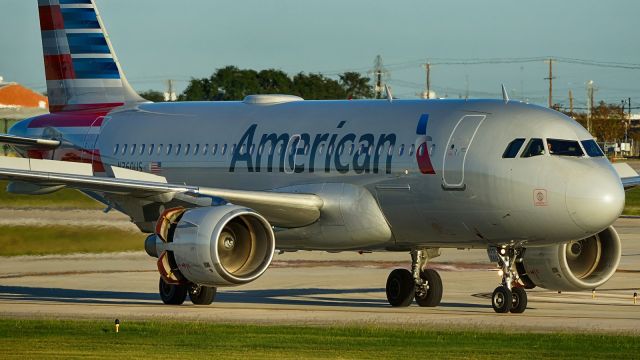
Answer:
top-left (37, 0), bottom-right (144, 113)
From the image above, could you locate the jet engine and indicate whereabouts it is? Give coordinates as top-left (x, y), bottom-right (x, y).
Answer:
top-left (146, 205), bottom-right (275, 287)
top-left (516, 226), bottom-right (621, 291)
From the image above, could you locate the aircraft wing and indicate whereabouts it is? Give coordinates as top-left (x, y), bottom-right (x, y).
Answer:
top-left (0, 134), bottom-right (60, 149)
top-left (0, 156), bottom-right (322, 228)
top-left (612, 162), bottom-right (640, 190)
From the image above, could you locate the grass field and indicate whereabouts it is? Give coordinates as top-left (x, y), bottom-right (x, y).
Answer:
top-left (0, 319), bottom-right (637, 359)
top-left (0, 226), bottom-right (144, 256)
top-left (0, 181), bottom-right (102, 209)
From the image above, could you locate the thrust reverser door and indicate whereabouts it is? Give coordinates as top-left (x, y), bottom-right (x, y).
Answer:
top-left (442, 115), bottom-right (485, 190)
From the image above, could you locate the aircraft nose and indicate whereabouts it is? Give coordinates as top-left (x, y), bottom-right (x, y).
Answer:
top-left (565, 164), bottom-right (624, 233)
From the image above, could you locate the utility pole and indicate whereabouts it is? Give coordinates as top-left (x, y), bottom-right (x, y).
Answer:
top-left (164, 79), bottom-right (176, 102)
top-left (544, 58), bottom-right (555, 108)
top-left (568, 89), bottom-right (574, 117)
top-left (424, 62), bottom-right (431, 99)
top-left (586, 80), bottom-right (594, 134)
top-left (372, 55), bottom-right (387, 99)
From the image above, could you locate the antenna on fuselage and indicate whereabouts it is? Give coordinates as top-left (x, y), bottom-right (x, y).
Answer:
top-left (384, 84), bottom-right (393, 103)
top-left (501, 84), bottom-right (509, 103)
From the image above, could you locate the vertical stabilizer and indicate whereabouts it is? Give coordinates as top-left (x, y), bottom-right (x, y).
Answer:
top-left (37, 0), bottom-right (145, 113)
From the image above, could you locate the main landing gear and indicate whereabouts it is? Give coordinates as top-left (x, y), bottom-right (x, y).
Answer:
top-left (386, 249), bottom-right (443, 308)
top-left (489, 246), bottom-right (527, 314)
top-left (159, 277), bottom-right (217, 305)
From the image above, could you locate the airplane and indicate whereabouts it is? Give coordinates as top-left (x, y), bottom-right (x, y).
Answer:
top-left (1, 0), bottom-right (637, 313)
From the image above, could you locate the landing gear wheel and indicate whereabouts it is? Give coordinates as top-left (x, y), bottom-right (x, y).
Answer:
top-left (510, 287), bottom-right (527, 313)
top-left (189, 285), bottom-right (217, 305)
top-left (159, 277), bottom-right (188, 305)
top-left (415, 269), bottom-right (443, 307)
top-left (492, 286), bottom-right (512, 313)
top-left (386, 269), bottom-right (415, 307)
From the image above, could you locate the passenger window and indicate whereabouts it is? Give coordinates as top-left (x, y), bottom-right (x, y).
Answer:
top-left (231, 144), bottom-right (236, 154)
top-left (502, 138), bottom-right (525, 158)
top-left (157, 144), bottom-right (163, 155)
top-left (581, 140), bottom-right (604, 157)
top-left (184, 144), bottom-right (190, 155)
top-left (240, 144), bottom-right (246, 155)
top-left (139, 144), bottom-right (145, 155)
top-left (175, 144), bottom-right (181, 155)
top-left (211, 144), bottom-right (217, 156)
top-left (202, 144), bottom-right (208, 155)
top-left (304, 144), bottom-right (309, 155)
top-left (250, 144), bottom-right (255, 155)
top-left (130, 144), bottom-right (136, 155)
top-left (388, 145), bottom-right (394, 156)
top-left (318, 144), bottom-right (325, 155)
top-left (222, 144), bottom-right (227, 155)
top-left (121, 144), bottom-right (127, 155)
top-left (547, 139), bottom-right (584, 157)
top-left (328, 144), bottom-right (334, 156)
top-left (398, 144), bottom-right (405, 156)
top-left (521, 138), bottom-right (544, 158)
top-left (408, 144), bottom-right (415, 156)
top-left (113, 144), bottom-right (119, 155)
top-left (194, 144), bottom-right (200, 155)
top-left (348, 144), bottom-right (355, 156)
top-left (166, 144), bottom-right (172, 155)
top-left (148, 144), bottom-right (154, 155)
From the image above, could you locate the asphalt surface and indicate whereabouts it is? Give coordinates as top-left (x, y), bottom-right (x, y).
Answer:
top-left (0, 218), bottom-right (639, 332)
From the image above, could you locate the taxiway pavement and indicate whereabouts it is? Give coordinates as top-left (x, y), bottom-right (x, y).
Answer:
top-left (0, 218), bottom-right (638, 332)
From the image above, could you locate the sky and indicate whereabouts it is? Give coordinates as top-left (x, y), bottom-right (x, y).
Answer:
top-left (1, 0), bottom-right (639, 109)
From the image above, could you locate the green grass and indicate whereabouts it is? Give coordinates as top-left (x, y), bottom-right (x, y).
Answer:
top-left (0, 319), bottom-right (636, 359)
top-left (0, 226), bottom-right (144, 256)
top-left (0, 181), bottom-right (102, 209)
top-left (624, 187), bottom-right (640, 215)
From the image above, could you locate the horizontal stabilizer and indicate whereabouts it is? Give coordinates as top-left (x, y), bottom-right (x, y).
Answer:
top-left (0, 134), bottom-right (60, 149)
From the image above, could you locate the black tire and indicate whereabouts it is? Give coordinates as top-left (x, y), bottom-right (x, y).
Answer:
top-left (491, 286), bottom-right (512, 313)
top-left (386, 269), bottom-right (415, 307)
top-left (415, 269), bottom-right (443, 307)
top-left (159, 277), bottom-right (188, 305)
top-left (510, 287), bottom-right (528, 314)
top-left (189, 285), bottom-right (217, 305)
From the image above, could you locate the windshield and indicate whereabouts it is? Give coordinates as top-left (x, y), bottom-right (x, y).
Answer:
top-left (581, 140), bottom-right (605, 157)
top-left (546, 139), bottom-right (584, 157)
top-left (521, 138), bottom-right (545, 158)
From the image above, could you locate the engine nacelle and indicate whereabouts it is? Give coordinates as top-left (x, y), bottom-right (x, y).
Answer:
top-left (149, 205), bottom-right (275, 287)
top-left (517, 226), bottom-right (621, 291)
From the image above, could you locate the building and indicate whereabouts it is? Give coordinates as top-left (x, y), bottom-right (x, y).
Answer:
top-left (0, 77), bottom-right (49, 121)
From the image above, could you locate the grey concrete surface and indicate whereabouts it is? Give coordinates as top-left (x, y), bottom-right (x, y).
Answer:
top-left (0, 218), bottom-right (638, 332)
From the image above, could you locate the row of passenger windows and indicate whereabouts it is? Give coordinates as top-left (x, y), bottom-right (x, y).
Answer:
top-left (112, 142), bottom-right (427, 158)
top-left (502, 138), bottom-right (604, 159)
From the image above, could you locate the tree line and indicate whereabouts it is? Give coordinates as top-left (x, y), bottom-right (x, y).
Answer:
top-left (140, 66), bottom-right (374, 102)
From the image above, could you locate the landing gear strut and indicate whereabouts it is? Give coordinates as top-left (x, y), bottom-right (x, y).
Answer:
top-left (385, 249), bottom-right (443, 307)
top-left (489, 246), bottom-right (527, 313)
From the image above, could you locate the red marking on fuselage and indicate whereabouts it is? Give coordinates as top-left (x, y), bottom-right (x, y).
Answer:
top-left (416, 142), bottom-right (436, 174)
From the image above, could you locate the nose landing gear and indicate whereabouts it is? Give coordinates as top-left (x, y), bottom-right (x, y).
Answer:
top-left (385, 249), bottom-right (443, 307)
top-left (489, 246), bottom-right (528, 313)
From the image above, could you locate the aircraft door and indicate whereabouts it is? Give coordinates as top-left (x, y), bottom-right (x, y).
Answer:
top-left (442, 115), bottom-right (485, 190)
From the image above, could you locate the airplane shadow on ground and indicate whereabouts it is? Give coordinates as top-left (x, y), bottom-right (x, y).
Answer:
top-left (0, 285), bottom-right (485, 309)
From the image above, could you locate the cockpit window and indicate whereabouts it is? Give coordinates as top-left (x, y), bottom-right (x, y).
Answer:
top-left (547, 139), bottom-right (584, 157)
top-left (581, 139), bottom-right (605, 157)
top-left (502, 138), bottom-right (525, 158)
top-left (521, 138), bottom-right (545, 158)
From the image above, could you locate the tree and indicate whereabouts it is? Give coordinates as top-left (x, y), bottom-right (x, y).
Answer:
top-left (179, 67), bottom-right (374, 101)
top-left (566, 101), bottom-right (625, 142)
top-left (339, 72), bottom-right (374, 99)
top-left (139, 90), bottom-right (165, 102)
